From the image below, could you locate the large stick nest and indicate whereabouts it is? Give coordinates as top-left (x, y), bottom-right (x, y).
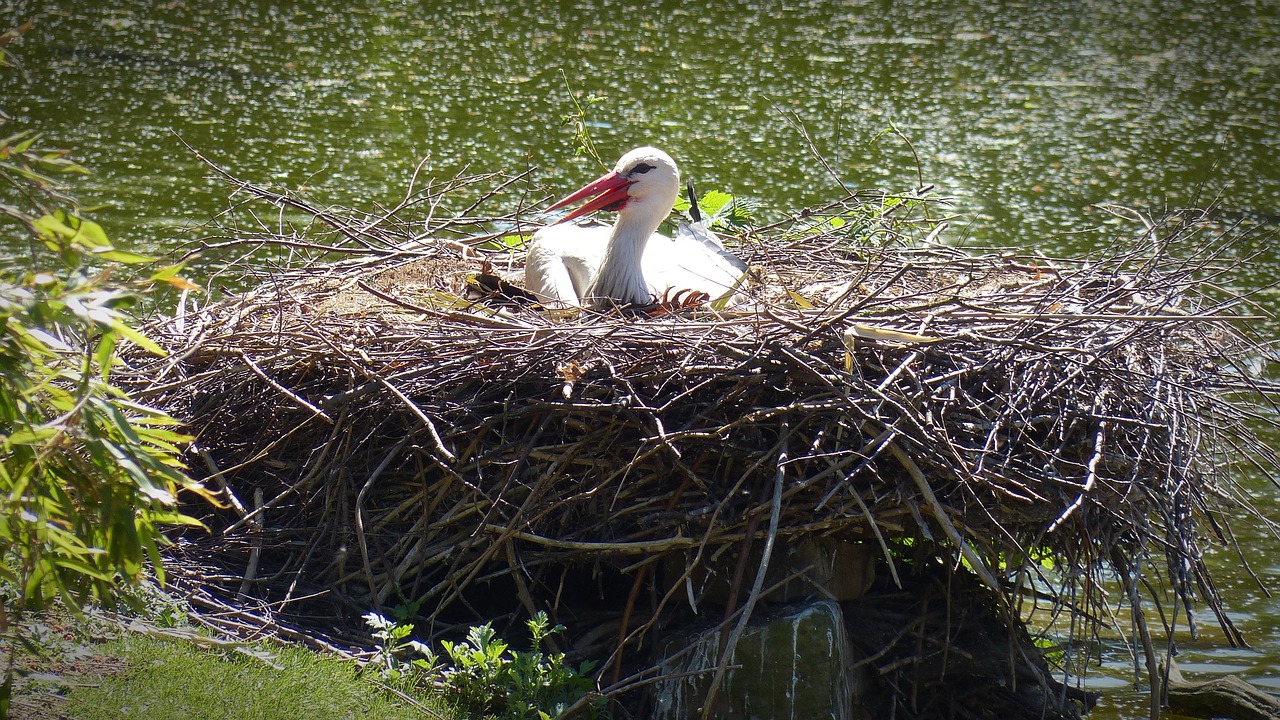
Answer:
top-left (129, 163), bottom-right (1277, 712)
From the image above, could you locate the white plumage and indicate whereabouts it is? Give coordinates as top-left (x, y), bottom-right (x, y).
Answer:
top-left (525, 147), bottom-right (746, 310)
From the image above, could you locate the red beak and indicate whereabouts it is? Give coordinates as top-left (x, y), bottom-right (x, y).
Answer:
top-left (546, 170), bottom-right (633, 224)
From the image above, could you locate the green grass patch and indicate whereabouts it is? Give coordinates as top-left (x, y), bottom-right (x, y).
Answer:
top-left (57, 632), bottom-right (453, 720)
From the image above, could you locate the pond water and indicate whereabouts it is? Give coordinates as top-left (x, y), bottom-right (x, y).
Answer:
top-left (4, 1), bottom-right (1278, 715)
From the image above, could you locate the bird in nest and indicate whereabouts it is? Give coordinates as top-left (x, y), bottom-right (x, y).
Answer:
top-left (523, 147), bottom-right (748, 312)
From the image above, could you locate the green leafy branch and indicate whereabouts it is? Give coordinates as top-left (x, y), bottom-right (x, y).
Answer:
top-left (1, 22), bottom-right (210, 718)
top-left (0, 131), bottom-right (89, 230)
top-left (558, 73), bottom-right (607, 169)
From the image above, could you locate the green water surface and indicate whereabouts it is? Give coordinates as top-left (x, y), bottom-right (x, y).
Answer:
top-left (4, 1), bottom-right (1278, 715)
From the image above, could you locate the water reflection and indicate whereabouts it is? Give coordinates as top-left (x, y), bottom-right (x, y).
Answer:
top-left (4, 0), bottom-right (1277, 714)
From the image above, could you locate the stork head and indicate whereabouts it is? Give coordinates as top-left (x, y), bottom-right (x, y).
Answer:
top-left (547, 147), bottom-right (681, 224)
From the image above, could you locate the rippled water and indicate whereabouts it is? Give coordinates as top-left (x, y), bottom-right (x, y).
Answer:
top-left (9, 1), bottom-right (1280, 249)
top-left (5, 1), bottom-right (1278, 715)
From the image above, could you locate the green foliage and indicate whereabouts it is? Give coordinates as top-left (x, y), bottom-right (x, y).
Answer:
top-left (0, 262), bottom-right (211, 609)
top-left (0, 132), bottom-right (89, 231)
top-left (0, 118), bottom-right (95, 250)
top-left (1, 22), bottom-right (211, 718)
top-left (363, 610), bottom-right (438, 677)
top-left (438, 613), bottom-right (602, 720)
top-left (0, 117), bottom-right (211, 621)
top-left (674, 189), bottom-right (759, 230)
top-left (364, 610), bottom-right (605, 720)
top-left (0, 22), bottom-right (30, 70)
top-left (475, 231), bottom-right (531, 253)
top-left (558, 73), bottom-right (607, 169)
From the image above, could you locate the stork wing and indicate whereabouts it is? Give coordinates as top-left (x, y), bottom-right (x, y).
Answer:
top-left (642, 221), bottom-right (748, 304)
top-left (525, 223), bottom-right (609, 306)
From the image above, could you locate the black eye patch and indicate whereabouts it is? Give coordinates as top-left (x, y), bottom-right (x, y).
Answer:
top-left (631, 162), bottom-right (655, 174)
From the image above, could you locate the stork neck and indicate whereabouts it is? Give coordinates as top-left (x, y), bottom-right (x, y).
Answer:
top-left (604, 207), bottom-right (660, 266)
top-left (587, 202), bottom-right (667, 307)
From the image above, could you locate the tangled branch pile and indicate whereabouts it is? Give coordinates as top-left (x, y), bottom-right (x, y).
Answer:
top-left (128, 163), bottom-right (1276, 715)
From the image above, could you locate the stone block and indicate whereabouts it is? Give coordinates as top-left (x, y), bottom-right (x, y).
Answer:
top-left (653, 600), bottom-right (869, 720)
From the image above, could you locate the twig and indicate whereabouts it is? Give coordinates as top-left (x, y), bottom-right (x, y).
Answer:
top-left (236, 488), bottom-right (264, 601)
top-left (889, 440), bottom-right (1002, 593)
top-left (239, 350), bottom-right (333, 423)
top-left (700, 428), bottom-right (788, 719)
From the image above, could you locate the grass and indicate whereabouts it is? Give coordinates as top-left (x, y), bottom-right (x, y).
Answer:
top-left (8, 613), bottom-right (456, 720)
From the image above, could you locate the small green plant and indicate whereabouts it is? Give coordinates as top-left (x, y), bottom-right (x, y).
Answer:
top-left (439, 612), bottom-right (602, 720)
top-left (363, 611), bottom-right (437, 678)
top-left (364, 610), bottom-right (604, 720)
top-left (558, 73), bottom-right (607, 169)
top-left (674, 189), bottom-right (758, 231)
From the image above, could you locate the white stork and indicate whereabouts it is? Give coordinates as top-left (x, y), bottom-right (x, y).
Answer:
top-left (524, 147), bottom-right (747, 310)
